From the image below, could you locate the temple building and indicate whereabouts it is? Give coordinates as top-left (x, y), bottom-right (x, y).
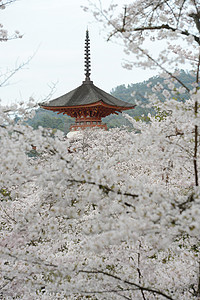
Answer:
top-left (40, 30), bottom-right (135, 131)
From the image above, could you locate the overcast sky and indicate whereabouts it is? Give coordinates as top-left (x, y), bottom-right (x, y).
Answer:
top-left (1, 0), bottom-right (157, 105)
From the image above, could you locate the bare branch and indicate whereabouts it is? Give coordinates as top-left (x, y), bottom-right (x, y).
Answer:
top-left (0, 55), bottom-right (34, 87)
top-left (41, 81), bottom-right (58, 103)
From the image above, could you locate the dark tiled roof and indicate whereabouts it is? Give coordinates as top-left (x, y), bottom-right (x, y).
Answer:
top-left (42, 80), bottom-right (134, 108)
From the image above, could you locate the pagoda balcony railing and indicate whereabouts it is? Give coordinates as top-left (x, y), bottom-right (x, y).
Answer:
top-left (70, 123), bottom-right (107, 131)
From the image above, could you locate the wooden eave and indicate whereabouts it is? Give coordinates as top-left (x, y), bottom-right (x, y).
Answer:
top-left (41, 100), bottom-right (136, 112)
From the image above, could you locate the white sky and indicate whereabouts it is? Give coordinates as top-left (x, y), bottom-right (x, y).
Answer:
top-left (0, 0), bottom-right (158, 105)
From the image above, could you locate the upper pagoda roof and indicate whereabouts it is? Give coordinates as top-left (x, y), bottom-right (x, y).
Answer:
top-left (42, 80), bottom-right (134, 108)
top-left (40, 30), bottom-right (135, 110)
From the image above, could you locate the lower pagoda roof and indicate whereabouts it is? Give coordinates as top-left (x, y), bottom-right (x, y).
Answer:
top-left (41, 80), bottom-right (135, 110)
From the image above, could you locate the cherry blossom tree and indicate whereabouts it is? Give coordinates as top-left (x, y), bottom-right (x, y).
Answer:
top-left (80, 1), bottom-right (200, 298)
top-left (1, 0), bottom-right (200, 299)
top-left (84, 0), bottom-right (200, 71)
top-left (84, 0), bottom-right (200, 186)
top-left (0, 115), bottom-right (200, 299)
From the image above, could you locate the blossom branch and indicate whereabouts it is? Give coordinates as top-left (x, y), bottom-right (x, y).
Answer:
top-left (0, 276), bottom-right (15, 291)
top-left (67, 178), bottom-right (138, 206)
top-left (124, 24), bottom-right (200, 46)
top-left (79, 270), bottom-right (175, 300)
top-left (136, 45), bottom-right (191, 92)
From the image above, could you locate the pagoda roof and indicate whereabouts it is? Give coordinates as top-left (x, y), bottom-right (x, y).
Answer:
top-left (41, 80), bottom-right (135, 109)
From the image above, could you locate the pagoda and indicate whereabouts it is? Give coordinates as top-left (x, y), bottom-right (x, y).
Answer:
top-left (40, 30), bottom-right (135, 131)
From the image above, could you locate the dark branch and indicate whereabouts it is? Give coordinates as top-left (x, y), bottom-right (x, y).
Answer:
top-left (79, 270), bottom-right (175, 300)
top-left (80, 287), bottom-right (138, 296)
top-left (196, 261), bottom-right (200, 297)
top-left (131, 24), bottom-right (200, 45)
top-left (122, 6), bottom-right (127, 30)
top-left (189, 12), bottom-right (200, 34)
top-left (0, 277), bottom-right (15, 291)
top-left (7, 253), bottom-right (58, 268)
top-left (67, 178), bottom-right (138, 205)
top-left (0, 124), bottom-right (24, 135)
top-left (177, 193), bottom-right (194, 213)
top-left (0, 0), bottom-right (17, 9)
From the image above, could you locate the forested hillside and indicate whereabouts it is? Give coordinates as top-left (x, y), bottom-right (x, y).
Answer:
top-left (28, 70), bottom-right (195, 131)
top-left (27, 109), bottom-right (74, 134)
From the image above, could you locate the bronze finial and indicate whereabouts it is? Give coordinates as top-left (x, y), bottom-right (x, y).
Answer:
top-left (84, 29), bottom-right (91, 81)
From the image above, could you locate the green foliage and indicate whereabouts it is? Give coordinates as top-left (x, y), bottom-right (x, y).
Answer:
top-left (154, 107), bottom-right (170, 122)
top-left (26, 149), bottom-right (40, 158)
top-left (0, 188), bottom-right (11, 201)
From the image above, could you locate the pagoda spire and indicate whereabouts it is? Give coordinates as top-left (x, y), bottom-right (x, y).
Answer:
top-left (84, 29), bottom-right (91, 81)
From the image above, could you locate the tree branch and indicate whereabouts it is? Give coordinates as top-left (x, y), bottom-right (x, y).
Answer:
top-left (196, 258), bottom-right (200, 297)
top-left (137, 241), bottom-right (147, 300)
top-left (135, 45), bottom-right (191, 92)
top-left (0, 276), bottom-right (15, 291)
top-left (189, 12), bottom-right (200, 34)
top-left (193, 51), bottom-right (200, 186)
top-left (67, 178), bottom-right (138, 205)
top-left (0, 0), bottom-right (17, 9)
top-left (131, 24), bottom-right (200, 45)
top-left (108, 23), bottom-right (200, 46)
top-left (0, 55), bottom-right (33, 87)
top-left (79, 287), bottom-right (138, 297)
top-left (79, 270), bottom-right (175, 300)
